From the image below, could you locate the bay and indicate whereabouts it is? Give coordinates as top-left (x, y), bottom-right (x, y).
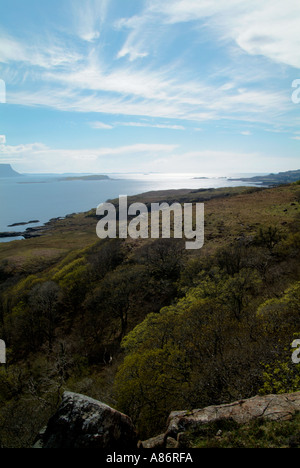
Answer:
top-left (0, 172), bottom-right (263, 242)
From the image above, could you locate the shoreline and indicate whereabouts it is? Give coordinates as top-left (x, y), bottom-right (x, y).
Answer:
top-left (0, 184), bottom-right (265, 242)
top-left (0, 216), bottom-right (68, 241)
top-left (1, 175), bottom-right (297, 243)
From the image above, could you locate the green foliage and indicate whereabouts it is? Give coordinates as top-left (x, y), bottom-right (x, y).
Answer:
top-left (257, 281), bottom-right (300, 338)
top-left (114, 267), bottom-right (265, 437)
top-left (115, 344), bottom-right (191, 436)
top-left (260, 360), bottom-right (300, 395)
top-left (188, 413), bottom-right (300, 448)
top-left (254, 225), bottom-right (283, 251)
top-left (52, 257), bottom-right (88, 290)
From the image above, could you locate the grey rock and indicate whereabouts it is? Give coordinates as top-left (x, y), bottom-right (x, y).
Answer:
top-left (138, 434), bottom-right (165, 449)
top-left (165, 437), bottom-right (178, 448)
top-left (34, 392), bottom-right (137, 449)
top-left (166, 392), bottom-right (300, 440)
top-left (138, 434), bottom-right (178, 449)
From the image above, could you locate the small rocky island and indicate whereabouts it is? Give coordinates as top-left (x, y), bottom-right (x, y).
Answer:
top-left (7, 220), bottom-right (40, 228)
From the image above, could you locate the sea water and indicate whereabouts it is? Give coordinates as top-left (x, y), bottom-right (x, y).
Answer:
top-left (0, 172), bottom-right (264, 241)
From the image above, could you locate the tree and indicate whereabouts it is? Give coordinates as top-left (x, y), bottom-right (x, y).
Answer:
top-left (29, 281), bottom-right (61, 352)
top-left (83, 264), bottom-right (148, 354)
top-left (254, 226), bottom-right (283, 252)
top-left (137, 238), bottom-right (184, 281)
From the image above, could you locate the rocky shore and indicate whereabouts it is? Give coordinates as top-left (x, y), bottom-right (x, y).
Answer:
top-left (0, 216), bottom-right (66, 240)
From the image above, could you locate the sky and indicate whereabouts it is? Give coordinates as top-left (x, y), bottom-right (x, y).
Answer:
top-left (0, 0), bottom-right (300, 174)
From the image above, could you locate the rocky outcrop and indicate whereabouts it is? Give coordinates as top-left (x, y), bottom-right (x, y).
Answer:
top-left (165, 392), bottom-right (300, 443)
top-left (140, 392), bottom-right (300, 448)
top-left (33, 392), bottom-right (137, 449)
top-left (138, 435), bottom-right (178, 449)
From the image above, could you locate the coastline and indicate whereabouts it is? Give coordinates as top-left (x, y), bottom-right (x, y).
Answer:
top-left (0, 184), bottom-right (264, 242)
top-left (0, 215), bottom-right (71, 242)
top-left (1, 170), bottom-right (298, 243)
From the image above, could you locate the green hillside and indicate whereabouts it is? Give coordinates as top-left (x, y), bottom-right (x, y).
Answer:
top-left (0, 182), bottom-right (300, 447)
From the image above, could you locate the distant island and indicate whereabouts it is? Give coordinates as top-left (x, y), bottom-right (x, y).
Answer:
top-left (60, 175), bottom-right (111, 182)
top-left (0, 164), bottom-right (22, 178)
top-left (0, 165), bottom-right (111, 181)
top-left (228, 169), bottom-right (300, 186)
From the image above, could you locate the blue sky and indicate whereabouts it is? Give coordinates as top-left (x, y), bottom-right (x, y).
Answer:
top-left (0, 0), bottom-right (299, 174)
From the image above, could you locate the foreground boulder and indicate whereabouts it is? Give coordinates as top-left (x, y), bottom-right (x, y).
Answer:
top-left (34, 392), bottom-right (137, 449)
top-left (165, 392), bottom-right (300, 441)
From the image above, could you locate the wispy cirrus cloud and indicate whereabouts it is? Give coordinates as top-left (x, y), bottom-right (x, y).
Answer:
top-left (117, 122), bottom-right (186, 130)
top-left (89, 121), bottom-right (186, 131)
top-left (146, 0), bottom-right (300, 69)
top-left (115, 13), bottom-right (153, 61)
top-left (8, 77), bottom-right (287, 125)
top-left (6, 38), bottom-right (289, 126)
top-left (1, 0), bottom-right (295, 127)
top-left (71, 0), bottom-right (109, 42)
top-left (0, 32), bottom-right (82, 69)
top-left (1, 0), bottom-right (299, 174)
top-left (89, 121), bottom-right (113, 130)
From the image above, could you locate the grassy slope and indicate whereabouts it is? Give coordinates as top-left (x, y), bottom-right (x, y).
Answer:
top-left (182, 413), bottom-right (300, 448)
top-left (1, 183), bottom-right (299, 274)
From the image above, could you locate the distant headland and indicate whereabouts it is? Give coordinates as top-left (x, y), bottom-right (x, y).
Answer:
top-left (0, 164), bottom-right (111, 182)
top-left (0, 164), bottom-right (22, 178)
top-left (228, 169), bottom-right (300, 186)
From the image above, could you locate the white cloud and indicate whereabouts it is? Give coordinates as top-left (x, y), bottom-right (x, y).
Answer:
top-left (89, 121), bottom-right (186, 130)
top-left (116, 14), bottom-right (152, 61)
top-left (148, 148), bottom-right (300, 174)
top-left (8, 81), bottom-right (287, 126)
top-left (148, 0), bottom-right (244, 22)
top-left (0, 141), bottom-right (178, 172)
top-left (1, 0), bottom-right (296, 131)
top-left (0, 33), bottom-right (82, 69)
top-left (0, 142), bottom-right (48, 154)
top-left (116, 122), bottom-right (185, 130)
top-left (0, 135), bottom-right (6, 144)
top-left (1, 139), bottom-right (299, 174)
top-left (0, 36), bottom-right (25, 63)
top-left (72, 0), bottom-right (109, 42)
top-left (147, 0), bottom-right (300, 69)
top-left (8, 48), bottom-right (287, 125)
top-left (90, 121), bottom-right (113, 130)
